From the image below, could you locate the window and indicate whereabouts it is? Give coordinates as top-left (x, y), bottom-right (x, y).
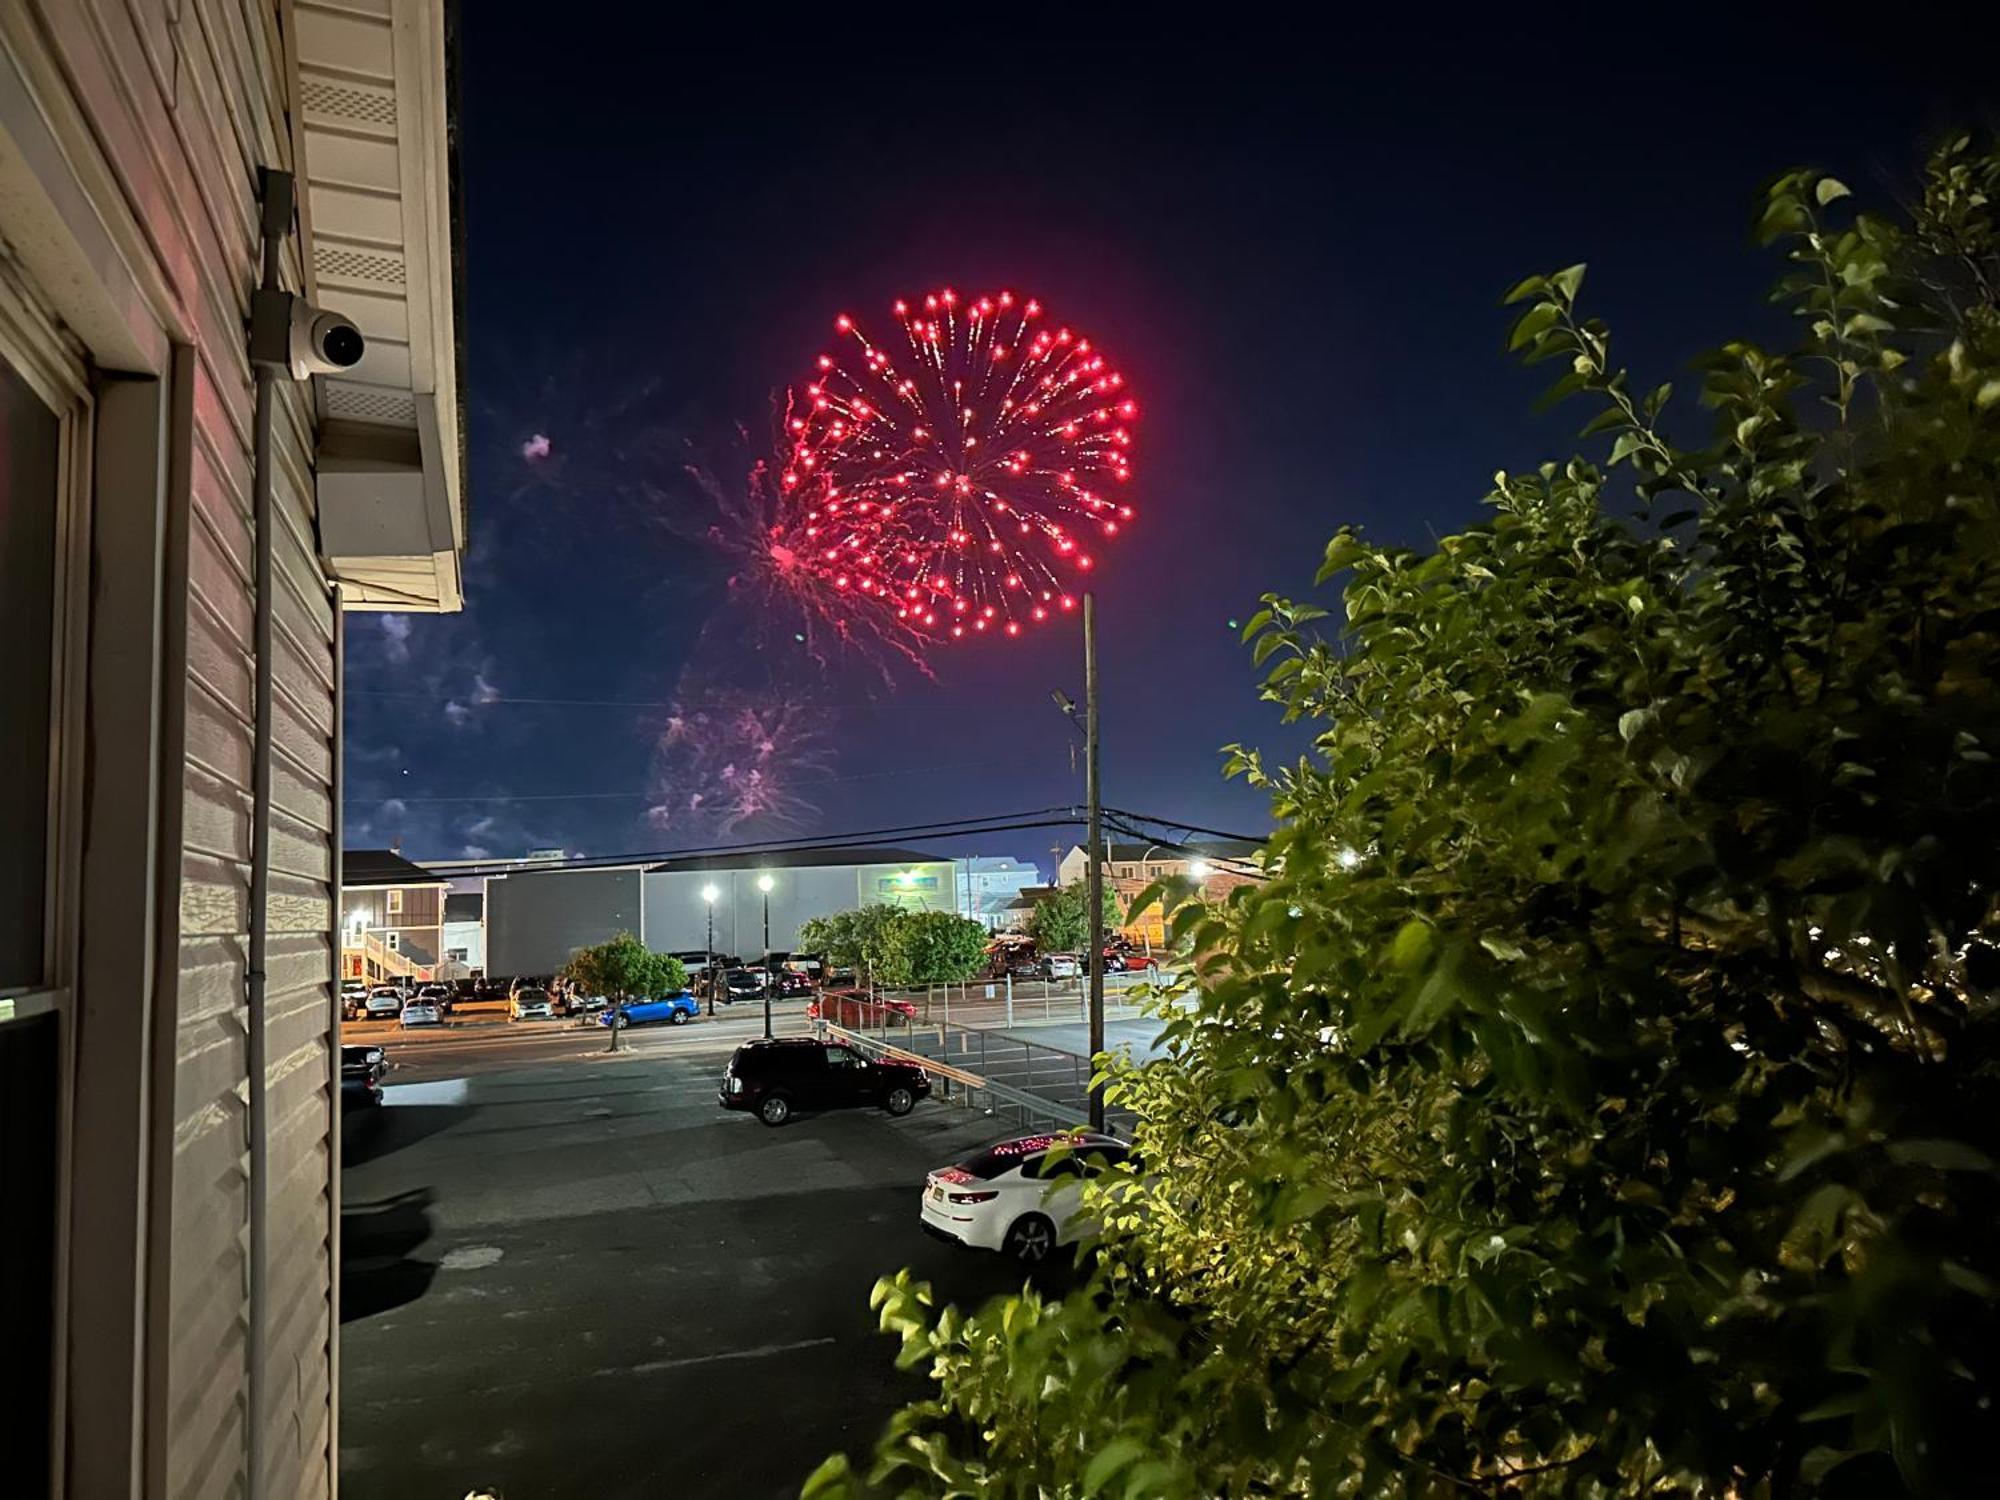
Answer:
top-left (0, 355), bottom-right (62, 991)
top-left (824, 1045), bottom-right (864, 1069)
top-left (386, 888), bottom-right (403, 915)
top-left (445, 947), bottom-right (468, 963)
top-left (385, 932), bottom-right (399, 952)
top-left (0, 270), bottom-right (89, 1500)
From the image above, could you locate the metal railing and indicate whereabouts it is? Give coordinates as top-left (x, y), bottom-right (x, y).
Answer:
top-left (881, 970), bottom-right (1169, 1030)
top-left (347, 931), bottom-right (422, 984)
top-left (818, 1021), bottom-right (1092, 1133)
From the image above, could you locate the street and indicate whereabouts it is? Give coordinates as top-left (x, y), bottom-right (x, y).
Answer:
top-left (344, 1001), bottom-right (808, 1083)
top-left (339, 1030), bottom-right (1077, 1498)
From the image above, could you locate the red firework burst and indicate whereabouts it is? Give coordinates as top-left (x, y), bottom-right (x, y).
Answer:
top-left (774, 288), bottom-right (1137, 642)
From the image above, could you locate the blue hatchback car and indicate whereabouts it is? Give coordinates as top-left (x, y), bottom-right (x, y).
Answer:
top-left (598, 993), bottom-right (700, 1028)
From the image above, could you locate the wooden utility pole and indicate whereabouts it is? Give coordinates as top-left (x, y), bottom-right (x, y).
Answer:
top-left (1085, 591), bottom-right (1106, 1131)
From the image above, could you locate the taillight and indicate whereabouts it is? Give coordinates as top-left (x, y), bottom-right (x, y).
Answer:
top-left (948, 1190), bottom-right (998, 1204)
top-left (727, 1076), bottom-right (744, 1095)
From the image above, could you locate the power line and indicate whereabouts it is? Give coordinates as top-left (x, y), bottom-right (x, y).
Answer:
top-left (357, 789), bottom-right (1268, 885)
top-left (428, 819), bottom-right (1086, 882)
top-left (348, 753), bottom-right (1031, 805)
top-left (415, 808), bottom-right (1088, 879)
top-left (1104, 806), bottom-right (1270, 847)
top-left (347, 690), bottom-right (687, 710)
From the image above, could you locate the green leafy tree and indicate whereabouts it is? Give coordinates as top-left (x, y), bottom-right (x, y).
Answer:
top-left (797, 904), bottom-right (910, 979)
top-left (877, 909), bottom-right (990, 986)
top-left (566, 934), bottom-right (686, 1049)
top-left (808, 138), bottom-right (2000, 1498)
top-left (1026, 882), bottom-right (1123, 954)
top-left (796, 910), bottom-right (862, 968)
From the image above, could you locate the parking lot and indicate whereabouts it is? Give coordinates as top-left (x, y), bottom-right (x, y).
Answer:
top-left (340, 1038), bottom-right (1075, 1498)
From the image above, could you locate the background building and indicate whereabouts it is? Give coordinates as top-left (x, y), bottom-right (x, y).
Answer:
top-left (997, 886), bottom-right (1059, 933)
top-left (484, 864), bottom-right (649, 979)
top-left (341, 850), bottom-right (451, 984)
top-left (442, 891), bottom-right (485, 975)
top-left (954, 856), bottom-right (1045, 929)
top-left (0, 3), bottom-right (465, 1494)
top-left (484, 847), bottom-right (998, 978)
top-left (1058, 839), bottom-right (1265, 946)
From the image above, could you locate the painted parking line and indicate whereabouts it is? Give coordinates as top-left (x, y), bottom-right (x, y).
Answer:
top-left (594, 1337), bottom-right (839, 1378)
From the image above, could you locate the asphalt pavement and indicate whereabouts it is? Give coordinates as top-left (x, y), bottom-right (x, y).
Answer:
top-left (339, 1038), bottom-right (1075, 1499)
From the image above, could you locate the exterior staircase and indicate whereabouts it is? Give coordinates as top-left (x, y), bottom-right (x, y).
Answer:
top-left (350, 930), bottom-right (425, 985)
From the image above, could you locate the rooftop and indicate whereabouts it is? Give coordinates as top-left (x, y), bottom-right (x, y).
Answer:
top-left (645, 845), bottom-right (951, 874)
top-left (344, 849), bottom-right (450, 888)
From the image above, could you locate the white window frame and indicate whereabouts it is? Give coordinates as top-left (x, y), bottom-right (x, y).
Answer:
top-left (386, 887), bottom-right (403, 915)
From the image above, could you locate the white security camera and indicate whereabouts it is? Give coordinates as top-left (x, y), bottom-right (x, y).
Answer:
top-left (249, 290), bottom-right (366, 380)
top-left (288, 297), bottom-right (365, 377)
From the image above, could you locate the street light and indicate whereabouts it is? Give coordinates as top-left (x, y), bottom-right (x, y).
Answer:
top-left (701, 883), bottom-right (720, 1016)
top-left (1187, 859), bottom-right (1213, 881)
top-left (757, 873), bottom-right (776, 1039)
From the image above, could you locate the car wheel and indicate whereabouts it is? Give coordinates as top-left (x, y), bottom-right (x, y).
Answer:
top-left (1003, 1213), bottom-right (1056, 1265)
top-left (757, 1093), bottom-right (792, 1127)
top-left (670, 1009), bottom-right (689, 1025)
top-left (884, 1085), bottom-right (915, 1116)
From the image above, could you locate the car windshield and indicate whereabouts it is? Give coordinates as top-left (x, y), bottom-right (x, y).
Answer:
top-left (517, 989), bottom-right (546, 1000)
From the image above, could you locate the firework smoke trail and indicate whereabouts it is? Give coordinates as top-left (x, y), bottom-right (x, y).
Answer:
top-left (665, 425), bottom-right (934, 685)
top-left (642, 681), bottom-right (832, 841)
top-left (774, 288), bottom-right (1138, 642)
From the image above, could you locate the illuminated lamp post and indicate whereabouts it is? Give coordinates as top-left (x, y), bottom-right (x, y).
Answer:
top-left (758, 873), bottom-right (776, 1039)
top-left (702, 883), bottom-right (720, 1017)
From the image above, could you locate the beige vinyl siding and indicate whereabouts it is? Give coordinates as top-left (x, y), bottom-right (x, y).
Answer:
top-left (31, 2), bottom-right (337, 1497)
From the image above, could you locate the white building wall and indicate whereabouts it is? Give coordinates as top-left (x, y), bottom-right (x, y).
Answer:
top-left (441, 919), bottom-right (485, 971)
top-left (639, 861), bottom-right (957, 957)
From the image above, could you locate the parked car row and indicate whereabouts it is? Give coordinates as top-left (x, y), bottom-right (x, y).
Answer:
top-left (341, 977), bottom-right (462, 1021)
top-left (693, 966), bottom-right (812, 1003)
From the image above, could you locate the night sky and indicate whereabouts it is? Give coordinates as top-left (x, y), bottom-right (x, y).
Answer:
top-left (341, 11), bottom-right (1992, 876)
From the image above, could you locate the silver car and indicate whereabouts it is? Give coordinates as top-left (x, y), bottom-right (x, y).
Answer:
top-left (398, 999), bottom-right (441, 1027)
top-left (510, 988), bottom-right (555, 1021)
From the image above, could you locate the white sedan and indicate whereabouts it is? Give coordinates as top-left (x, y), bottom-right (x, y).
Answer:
top-left (920, 1132), bottom-right (1129, 1264)
top-left (398, 999), bottom-right (442, 1027)
top-left (363, 986), bottom-right (404, 1019)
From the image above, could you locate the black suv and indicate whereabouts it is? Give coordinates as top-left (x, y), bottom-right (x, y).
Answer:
top-left (719, 1038), bottom-right (931, 1127)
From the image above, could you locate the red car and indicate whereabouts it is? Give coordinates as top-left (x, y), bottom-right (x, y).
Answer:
top-left (808, 988), bottom-right (918, 1025)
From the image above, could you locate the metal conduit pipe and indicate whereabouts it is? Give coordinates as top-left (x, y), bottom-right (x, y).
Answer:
top-left (326, 581), bottom-right (345, 1499)
top-left (245, 164), bottom-right (291, 1500)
